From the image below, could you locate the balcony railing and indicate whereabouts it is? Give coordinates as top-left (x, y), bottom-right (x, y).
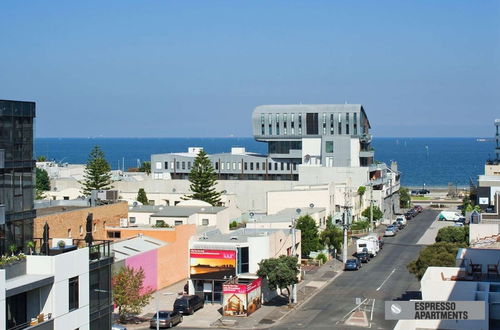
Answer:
top-left (8, 313), bottom-right (53, 330)
top-left (31, 238), bottom-right (113, 262)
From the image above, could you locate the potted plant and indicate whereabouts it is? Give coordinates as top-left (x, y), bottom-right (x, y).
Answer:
top-left (89, 245), bottom-right (100, 260)
top-left (26, 241), bottom-right (35, 255)
top-left (8, 244), bottom-right (17, 256)
top-left (57, 240), bottom-right (66, 249)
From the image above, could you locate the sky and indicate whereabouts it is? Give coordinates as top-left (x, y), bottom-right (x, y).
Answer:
top-left (1, 1), bottom-right (499, 138)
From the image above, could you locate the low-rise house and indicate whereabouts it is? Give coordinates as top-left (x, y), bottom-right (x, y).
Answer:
top-left (246, 207), bottom-right (326, 229)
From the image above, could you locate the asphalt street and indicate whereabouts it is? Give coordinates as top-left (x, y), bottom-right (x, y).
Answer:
top-left (273, 209), bottom-right (440, 330)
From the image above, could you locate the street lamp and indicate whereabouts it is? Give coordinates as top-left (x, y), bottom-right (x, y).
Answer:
top-left (155, 292), bottom-right (175, 330)
top-left (290, 208), bottom-right (301, 304)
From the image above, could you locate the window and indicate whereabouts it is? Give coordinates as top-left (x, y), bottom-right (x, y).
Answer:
top-left (155, 162), bottom-right (162, 170)
top-left (202, 219), bottom-right (209, 226)
top-left (129, 217), bottom-right (136, 224)
top-left (171, 162), bottom-right (175, 170)
top-left (293, 163), bottom-right (297, 171)
top-left (306, 113), bottom-right (319, 135)
top-left (338, 113), bottom-right (342, 134)
top-left (182, 161), bottom-right (186, 170)
top-left (175, 220), bottom-right (183, 226)
top-left (291, 113), bottom-right (295, 134)
top-left (268, 114), bottom-right (272, 135)
top-left (238, 162), bottom-right (242, 170)
top-left (176, 161), bottom-right (180, 169)
top-left (268, 162), bottom-right (272, 170)
top-left (164, 161), bottom-right (168, 169)
top-left (262, 162), bottom-right (266, 170)
top-left (256, 162), bottom-right (260, 170)
top-left (261, 114), bottom-right (265, 135)
top-left (280, 162), bottom-right (284, 171)
top-left (330, 114), bottom-right (334, 134)
top-left (215, 162), bottom-right (219, 170)
top-left (244, 162), bottom-right (248, 170)
top-left (326, 141), bottom-right (334, 153)
top-left (274, 163), bottom-right (278, 171)
top-left (237, 247), bottom-right (249, 273)
top-left (226, 162), bottom-right (230, 170)
top-left (68, 229), bottom-right (71, 238)
top-left (232, 162), bottom-right (236, 170)
top-left (221, 162), bottom-right (225, 170)
top-left (353, 113), bottom-right (358, 135)
top-left (346, 113), bottom-right (350, 135)
top-left (250, 162), bottom-right (254, 170)
top-left (322, 113), bottom-right (326, 134)
top-left (69, 276), bottom-right (79, 311)
top-left (283, 113), bottom-right (287, 135)
top-left (107, 231), bottom-right (121, 239)
top-left (276, 114), bottom-right (280, 135)
top-left (298, 114), bottom-right (302, 135)
top-left (188, 162), bottom-right (192, 169)
top-left (286, 163), bottom-right (290, 170)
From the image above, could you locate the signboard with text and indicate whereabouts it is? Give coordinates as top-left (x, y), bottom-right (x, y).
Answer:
top-left (190, 249), bottom-right (236, 279)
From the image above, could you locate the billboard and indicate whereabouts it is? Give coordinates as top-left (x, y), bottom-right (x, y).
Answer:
top-left (223, 277), bottom-right (262, 316)
top-left (190, 249), bottom-right (236, 279)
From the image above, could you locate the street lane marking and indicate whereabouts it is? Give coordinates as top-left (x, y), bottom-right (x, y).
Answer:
top-left (370, 298), bottom-right (375, 321)
top-left (376, 268), bottom-right (396, 291)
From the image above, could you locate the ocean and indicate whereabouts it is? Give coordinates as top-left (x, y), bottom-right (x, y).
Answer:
top-left (34, 137), bottom-right (496, 188)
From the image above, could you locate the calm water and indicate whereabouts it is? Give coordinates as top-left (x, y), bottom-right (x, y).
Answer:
top-left (35, 137), bottom-right (496, 187)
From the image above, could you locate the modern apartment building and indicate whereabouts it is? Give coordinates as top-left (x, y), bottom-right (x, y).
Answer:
top-left (0, 99), bottom-right (36, 255)
top-left (151, 104), bottom-right (374, 181)
top-left (477, 119), bottom-right (500, 210)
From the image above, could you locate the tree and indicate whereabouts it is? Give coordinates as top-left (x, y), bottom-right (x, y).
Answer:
top-left (183, 150), bottom-right (221, 206)
top-left (139, 161), bottom-right (151, 175)
top-left (136, 188), bottom-right (149, 205)
top-left (435, 226), bottom-right (469, 245)
top-left (295, 215), bottom-right (321, 258)
top-left (320, 216), bottom-right (343, 253)
top-left (361, 205), bottom-right (383, 221)
top-left (357, 186), bottom-right (366, 197)
top-left (112, 266), bottom-right (154, 323)
top-left (81, 146), bottom-right (112, 196)
top-left (36, 155), bottom-right (47, 162)
top-left (407, 242), bottom-right (461, 280)
top-left (399, 187), bottom-right (411, 208)
top-left (35, 168), bottom-right (50, 199)
top-left (257, 255), bottom-right (299, 304)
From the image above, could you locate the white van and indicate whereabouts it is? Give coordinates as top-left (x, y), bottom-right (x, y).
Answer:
top-left (356, 236), bottom-right (379, 257)
top-left (395, 215), bottom-right (407, 226)
top-left (438, 211), bottom-right (462, 221)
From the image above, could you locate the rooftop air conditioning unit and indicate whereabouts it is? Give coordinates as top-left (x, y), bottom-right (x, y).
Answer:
top-left (120, 218), bottom-right (129, 228)
top-left (96, 190), bottom-right (118, 201)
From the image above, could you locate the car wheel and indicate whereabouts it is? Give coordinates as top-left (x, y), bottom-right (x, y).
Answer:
top-left (169, 321), bottom-right (173, 328)
top-left (180, 316), bottom-right (183, 323)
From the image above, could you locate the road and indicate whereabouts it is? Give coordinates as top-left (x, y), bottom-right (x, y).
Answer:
top-left (273, 209), bottom-right (439, 330)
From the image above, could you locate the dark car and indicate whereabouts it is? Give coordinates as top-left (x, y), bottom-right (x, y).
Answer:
top-left (357, 252), bottom-right (370, 263)
top-left (173, 295), bottom-right (204, 315)
top-left (345, 258), bottom-right (361, 270)
top-left (150, 311), bottom-right (182, 329)
top-left (393, 221), bottom-right (404, 230)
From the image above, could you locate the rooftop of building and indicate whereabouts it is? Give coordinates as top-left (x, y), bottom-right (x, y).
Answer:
top-left (253, 104), bottom-right (363, 113)
top-left (151, 205), bottom-right (227, 218)
top-left (112, 235), bottom-right (168, 261)
top-left (194, 227), bottom-right (289, 243)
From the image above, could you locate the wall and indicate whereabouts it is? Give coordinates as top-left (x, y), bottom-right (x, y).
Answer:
top-left (125, 249), bottom-right (158, 292)
top-left (469, 223), bottom-right (500, 243)
top-left (128, 211), bottom-right (154, 226)
top-left (247, 236), bottom-right (270, 274)
top-left (35, 202), bottom-right (128, 240)
top-left (267, 189), bottom-right (331, 215)
top-left (0, 270), bottom-right (5, 330)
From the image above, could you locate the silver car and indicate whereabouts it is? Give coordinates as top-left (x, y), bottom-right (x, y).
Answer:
top-left (384, 226), bottom-right (396, 237)
top-left (150, 310), bottom-right (183, 329)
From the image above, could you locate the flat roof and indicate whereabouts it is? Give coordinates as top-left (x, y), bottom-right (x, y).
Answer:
top-left (194, 228), bottom-right (288, 243)
top-left (151, 206), bottom-right (226, 218)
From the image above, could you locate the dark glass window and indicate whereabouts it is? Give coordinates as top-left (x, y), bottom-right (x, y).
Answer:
top-left (306, 113), bottom-right (318, 135)
top-left (215, 162), bottom-right (219, 170)
top-left (280, 163), bottom-right (284, 171)
top-left (283, 113), bottom-right (287, 135)
top-left (298, 114), bottom-right (302, 134)
top-left (261, 114), bottom-right (265, 135)
top-left (188, 162), bottom-right (191, 169)
top-left (69, 276), bottom-right (79, 311)
top-left (276, 114), bottom-right (280, 135)
top-left (244, 162), bottom-right (248, 170)
top-left (268, 114), bottom-right (272, 135)
top-left (322, 113), bottom-right (326, 134)
top-left (256, 162), bottom-right (260, 170)
top-left (250, 162), bottom-right (254, 170)
top-left (237, 247), bottom-right (249, 273)
top-left (268, 162), bottom-right (272, 170)
top-left (287, 163), bottom-right (290, 170)
top-left (293, 163), bottom-right (297, 171)
top-left (326, 141), bottom-right (334, 153)
top-left (182, 161), bottom-right (186, 170)
top-left (291, 114), bottom-right (295, 134)
top-left (330, 114), bottom-right (334, 134)
top-left (262, 162), bottom-right (266, 170)
top-left (274, 163), bottom-right (278, 171)
top-left (164, 162), bottom-right (168, 169)
top-left (346, 113), bottom-right (350, 135)
top-left (268, 141), bottom-right (302, 154)
top-left (354, 113), bottom-right (358, 135)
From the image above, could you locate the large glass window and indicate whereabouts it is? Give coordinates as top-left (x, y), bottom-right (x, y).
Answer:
top-left (291, 114), bottom-right (295, 134)
top-left (322, 113), bottom-right (327, 134)
top-left (268, 114), bottom-right (272, 135)
top-left (261, 114), bottom-right (265, 135)
top-left (330, 114), bottom-right (334, 134)
top-left (346, 113), bottom-right (350, 135)
top-left (338, 113), bottom-right (342, 134)
top-left (276, 114), bottom-right (280, 135)
top-left (298, 114), bottom-right (302, 135)
top-left (268, 141), bottom-right (302, 154)
top-left (306, 113), bottom-right (319, 135)
top-left (237, 247), bottom-right (249, 273)
top-left (283, 113), bottom-right (287, 135)
top-left (69, 276), bottom-right (79, 311)
top-left (353, 112), bottom-right (358, 135)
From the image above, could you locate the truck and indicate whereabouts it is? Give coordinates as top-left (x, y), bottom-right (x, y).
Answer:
top-left (356, 235), bottom-right (380, 257)
top-left (438, 211), bottom-right (462, 221)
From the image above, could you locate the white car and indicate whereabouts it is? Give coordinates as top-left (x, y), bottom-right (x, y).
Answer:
top-left (453, 222), bottom-right (464, 227)
top-left (384, 226), bottom-right (396, 237)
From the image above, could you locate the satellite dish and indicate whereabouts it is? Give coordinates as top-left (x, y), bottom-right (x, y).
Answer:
top-left (249, 212), bottom-right (255, 218)
top-left (304, 154), bottom-right (311, 162)
top-left (133, 202), bottom-right (138, 207)
top-left (309, 203), bottom-right (315, 208)
top-left (296, 208), bottom-right (301, 215)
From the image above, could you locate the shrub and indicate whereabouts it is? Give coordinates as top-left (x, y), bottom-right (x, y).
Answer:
top-left (316, 253), bottom-right (327, 264)
top-left (229, 220), bottom-right (238, 229)
top-left (407, 242), bottom-right (462, 280)
top-left (350, 220), bottom-right (370, 230)
top-left (435, 226), bottom-right (468, 245)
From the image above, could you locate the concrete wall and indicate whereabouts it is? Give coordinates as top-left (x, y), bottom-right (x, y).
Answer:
top-left (125, 249), bottom-right (158, 292)
top-left (469, 223), bottom-right (500, 243)
top-left (35, 202), bottom-right (128, 240)
top-left (128, 211), bottom-right (154, 226)
top-left (267, 189), bottom-right (331, 215)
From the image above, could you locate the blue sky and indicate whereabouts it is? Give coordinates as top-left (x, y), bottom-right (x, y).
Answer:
top-left (1, 1), bottom-right (499, 137)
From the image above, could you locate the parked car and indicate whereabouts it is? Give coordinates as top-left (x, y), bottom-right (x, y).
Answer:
top-left (150, 311), bottom-right (183, 329)
top-left (396, 219), bottom-right (405, 229)
top-left (392, 221), bottom-right (403, 230)
top-left (112, 325), bottom-right (127, 330)
top-left (345, 258), bottom-right (361, 270)
top-left (396, 215), bottom-right (407, 226)
top-left (415, 205), bottom-right (423, 213)
top-left (356, 252), bottom-right (370, 263)
top-left (453, 222), bottom-right (464, 227)
top-left (384, 226), bottom-right (396, 237)
top-left (173, 295), bottom-right (204, 315)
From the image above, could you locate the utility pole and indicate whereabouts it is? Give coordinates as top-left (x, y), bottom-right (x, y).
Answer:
top-left (291, 208), bottom-right (300, 304)
top-left (370, 183), bottom-right (374, 232)
top-left (342, 187), bottom-right (352, 264)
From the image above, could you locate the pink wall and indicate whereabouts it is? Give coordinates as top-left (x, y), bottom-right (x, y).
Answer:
top-left (125, 249), bottom-right (158, 292)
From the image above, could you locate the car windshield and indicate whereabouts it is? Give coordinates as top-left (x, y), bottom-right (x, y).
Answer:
top-left (347, 259), bottom-right (356, 263)
top-left (387, 226), bottom-right (393, 230)
top-left (175, 299), bottom-right (188, 306)
top-left (155, 312), bottom-right (170, 318)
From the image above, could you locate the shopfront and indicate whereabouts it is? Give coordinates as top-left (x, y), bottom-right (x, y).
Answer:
top-left (189, 249), bottom-right (236, 303)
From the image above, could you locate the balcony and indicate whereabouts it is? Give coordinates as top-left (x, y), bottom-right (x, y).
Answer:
top-left (31, 238), bottom-right (113, 262)
top-left (360, 134), bottom-right (372, 143)
top-left (9, 314), bottom-right (54, 330)
top-left (359, 150), bottom-right (374, 158)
